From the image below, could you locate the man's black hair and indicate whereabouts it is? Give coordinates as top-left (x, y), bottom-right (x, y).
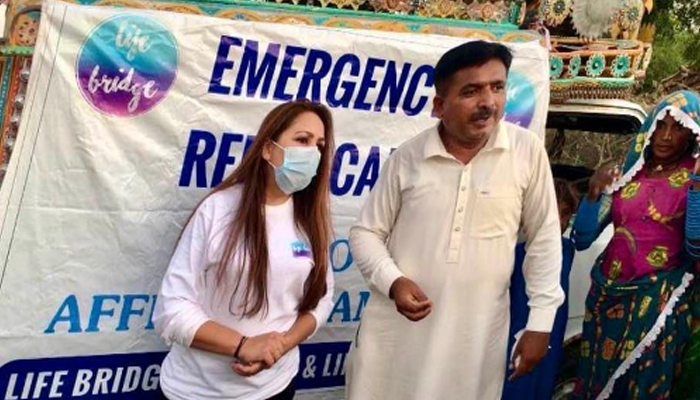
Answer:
top-left (434, 41), bottom-right (513, 96)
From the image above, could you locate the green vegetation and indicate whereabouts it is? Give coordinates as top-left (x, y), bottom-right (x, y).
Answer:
top-left (642, 0), bottom-right (700, 89)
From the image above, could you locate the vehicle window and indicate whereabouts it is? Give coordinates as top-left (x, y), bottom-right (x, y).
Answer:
top-left (546, 128), bottom-right (634, 198)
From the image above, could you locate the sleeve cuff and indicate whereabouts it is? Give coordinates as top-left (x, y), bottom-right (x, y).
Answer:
top-left (374, 263), bottom-right (405, 298)
top-left (525, 308), bottom-right (558, 333)
top-left (579, 196), bottom-right (601, 214)
top-left (183, 316), bottom-right (211, 348)
top-left (308, 310), bottom-right (325, 338)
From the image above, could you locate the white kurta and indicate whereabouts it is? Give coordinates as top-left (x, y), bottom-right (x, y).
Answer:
top-left (346, 122), bottom-right (564, 400)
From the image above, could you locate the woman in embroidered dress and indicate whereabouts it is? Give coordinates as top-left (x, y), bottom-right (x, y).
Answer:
top-left (573, 90), bottom-right (700, 400)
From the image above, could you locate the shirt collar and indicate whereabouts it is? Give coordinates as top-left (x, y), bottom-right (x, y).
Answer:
top-left (489, 122), bottom-right (511, 151)
top-left (423, 124), bottom-right (449, 159)
top-left (423, 121), bottom-right (510, 160)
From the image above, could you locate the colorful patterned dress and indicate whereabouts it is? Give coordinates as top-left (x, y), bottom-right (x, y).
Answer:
top-left (601, 158), bottom-right (694, 282)
top-left (573, 91), bottom-right (700, 400)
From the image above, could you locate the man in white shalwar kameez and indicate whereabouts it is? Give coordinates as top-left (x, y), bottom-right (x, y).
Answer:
top-left (346, 41), bottom-right (565, 400)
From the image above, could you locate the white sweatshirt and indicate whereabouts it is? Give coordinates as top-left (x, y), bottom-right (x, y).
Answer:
top-left (154, 186), bottom-right (334, 400)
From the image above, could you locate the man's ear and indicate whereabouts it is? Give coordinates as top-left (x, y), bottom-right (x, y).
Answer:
top-left (432, 95), bottom-right (444, 119)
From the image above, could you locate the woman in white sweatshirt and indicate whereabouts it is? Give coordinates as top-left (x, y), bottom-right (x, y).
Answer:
top-left (154, 100), bottom-right (336, 400)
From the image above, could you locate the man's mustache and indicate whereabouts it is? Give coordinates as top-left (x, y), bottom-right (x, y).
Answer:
top-left (470, 107), bottom-right (496, 121)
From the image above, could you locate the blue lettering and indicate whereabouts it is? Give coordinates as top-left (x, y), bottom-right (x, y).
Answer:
top-left (45, 295), bottom-right (82, 334)
top-left (117, 295), bottom-right (150, 332)
top-left (211, 133), bottom-right (244, 187)
top-left (233, 40), bottom-right (280, 98)
top-left (208, 36), bottom-right (243, 95)
top-left (330, 239), bottom-right (353, 272)
top-left (328, 291), bottom-right (369, 323)
top-left (354, 58), bottom-right (386, 111)
top-left (327, 54), bottom-right (360, 108)
top-left (375, 62), bottom-right (411, 113)
top-left (353, 146), bottom-right (380, 196)
top-left (331, 143), bottom-right (359, 196)
top-left (209, 40), bottom-right (430, 116)
top-left (329, 291), bottom-right (351, 323)
top-left (145, 295), bottom-right (157, 330)
top-left (86, 295), bottom-right (121, 333)
top-left (179, 130), bottom-right (217, 188)
top-left (244, 135), bottom-right (255, 155)
top-left (353, 291), bottom-right (370, 321)
top-left (297, 49), bottom-right (332, 102)
top-left (274, 45), bottom-right (308, 101)
top-left (403, 64), bottom-right (434, 116)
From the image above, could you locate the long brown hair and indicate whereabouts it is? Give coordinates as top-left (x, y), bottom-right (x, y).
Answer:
top-left (204, 100), bottom-right (334, 317)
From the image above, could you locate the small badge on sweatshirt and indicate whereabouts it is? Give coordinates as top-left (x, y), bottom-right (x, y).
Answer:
top-left (291, 241), bottom-right (312, 258)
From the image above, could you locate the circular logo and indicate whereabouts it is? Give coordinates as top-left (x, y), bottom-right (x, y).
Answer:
top-left (76, 14), bottom-right (178, 117)
top-left (504, 71), bottom-right (536, 129)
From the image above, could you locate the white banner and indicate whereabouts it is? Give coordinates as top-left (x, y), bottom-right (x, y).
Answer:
top-left (0, 1), bottom-right (549, 398)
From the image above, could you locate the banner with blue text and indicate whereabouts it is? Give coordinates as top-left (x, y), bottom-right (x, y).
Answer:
top-left (0, 1), bottom-right (549, 398)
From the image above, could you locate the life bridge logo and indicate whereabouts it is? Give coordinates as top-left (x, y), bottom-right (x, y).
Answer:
top-left (76, 14), bottom-right (179, 117)
top-left (504, 71), bottom-right (536, 129)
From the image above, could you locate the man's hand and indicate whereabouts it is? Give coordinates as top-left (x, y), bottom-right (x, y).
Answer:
top-left (508, 331), bottom-right (550, 381)
top-left (389, 277), bottom-right (433, 322)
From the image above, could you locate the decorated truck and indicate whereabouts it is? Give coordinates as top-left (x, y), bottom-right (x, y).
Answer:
top-left (0, 0), bottom-right (653, 399)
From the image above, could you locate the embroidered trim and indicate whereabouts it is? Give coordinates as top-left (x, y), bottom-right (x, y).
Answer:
top-left (607, 106), bottom-right (700, 195)
top-left (595, 272), bottom-right (695, 400)
top-left (598, 194), bottom-right (613, 224)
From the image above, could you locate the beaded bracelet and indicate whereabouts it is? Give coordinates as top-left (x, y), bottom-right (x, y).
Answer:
top-left (686, 241), bottom-right (700, 258)
top-left (686, 189), bottom-right (700, 240)
top-left (691, 173), bottom-right (700, 182)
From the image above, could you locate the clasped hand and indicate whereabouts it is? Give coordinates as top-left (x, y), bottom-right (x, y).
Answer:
top-left (231, 331), bottom-right (289, 376)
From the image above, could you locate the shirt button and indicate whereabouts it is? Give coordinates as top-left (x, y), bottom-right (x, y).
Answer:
top-left (458, 207), bottom-right (464, 213)
top-left (461, 186), bottom-right (466, 191)
top-left (455, 227), bottom-right (461, 232)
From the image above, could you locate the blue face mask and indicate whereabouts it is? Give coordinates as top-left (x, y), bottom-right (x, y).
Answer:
top-left (268, 141), bottom-right (321, 194)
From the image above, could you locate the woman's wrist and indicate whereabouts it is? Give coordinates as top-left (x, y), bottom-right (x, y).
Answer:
top-left (690, 173), bottom-right (700, 190)
top-left (586, 189), bottom-right (600, 203)
top-left (281, 332), bottom-right (297, 354)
